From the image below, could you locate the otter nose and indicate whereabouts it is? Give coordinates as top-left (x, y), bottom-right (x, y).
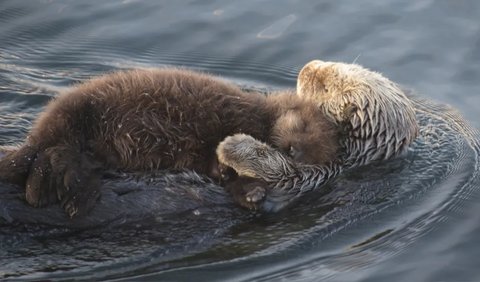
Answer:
top-left (289, 146), bottom-right (304, 162)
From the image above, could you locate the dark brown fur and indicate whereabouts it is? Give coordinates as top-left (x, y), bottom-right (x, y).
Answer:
top-left (0, 68), bottom-right (339, 216)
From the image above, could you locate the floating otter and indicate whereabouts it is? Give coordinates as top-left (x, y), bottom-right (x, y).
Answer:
top-left (297, 60), bottom-right (419, 166)
top-left (217, 61), bottom-right (419, 211)
top-left (0, 68), bottom-right (339, 217)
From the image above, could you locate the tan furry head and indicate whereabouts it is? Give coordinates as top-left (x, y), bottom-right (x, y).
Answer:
top-left (297, 60), bottom-right (419, 166)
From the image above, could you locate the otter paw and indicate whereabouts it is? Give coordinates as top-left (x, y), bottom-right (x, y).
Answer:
top-left (25, 145), bottom-right (101, 218)
top-left (218, 163), bottom-right (237, 184)
top-left (225, 177), bottom-right (267, 211)
top-left (59, 168), bottom-right (100, 218)
top-left (216, 134), bottom-right (263, 177)
top-left (49, 149), bottom-right (101, 218)
top-left (217, 134), bottom-right (296, 182)
top-left (245, 186), bottom-right (266, 204)
top-left (25, 151), bottom-right (58, 208)
top-left (216, 134), bottom-right (271, 178)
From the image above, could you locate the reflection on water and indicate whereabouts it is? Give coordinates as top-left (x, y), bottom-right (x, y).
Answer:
top-left (0, 0), bottom-right (479, 281)
top-left (257, 14), bottom-right (297, 39)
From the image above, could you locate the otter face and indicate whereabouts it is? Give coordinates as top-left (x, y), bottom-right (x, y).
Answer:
top-left (297, 60), bottom-right (419, 165)
top-left (271, 108), bottom-right (338, 166)
top-left (297, 60), bottom-right (368, 124)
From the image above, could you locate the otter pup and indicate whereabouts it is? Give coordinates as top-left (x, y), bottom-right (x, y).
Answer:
top-left (0, 68), bottom-right (339, 216)
top-left (217, 61), bottom-right (419, 211)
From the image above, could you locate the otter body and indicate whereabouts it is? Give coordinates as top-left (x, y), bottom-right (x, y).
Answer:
top-left (297, 60), bottom-right (419, 166)
top-left (217, 61), bottom-right (419, 211)
top-left (0, 68), bottom-right (339, 216)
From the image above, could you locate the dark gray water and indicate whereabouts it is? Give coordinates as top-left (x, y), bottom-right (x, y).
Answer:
top-left (1, 0), bottom-right (479, 281)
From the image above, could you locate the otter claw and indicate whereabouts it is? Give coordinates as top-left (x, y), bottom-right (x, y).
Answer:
top-left (218, 163), bottom-right (236, 184)
top-left (225, 177), bottom-right (268, 210)
top-left (63, 201), bottom-right (78, 218)
top-left (245, 186), bottom-right (265, 203)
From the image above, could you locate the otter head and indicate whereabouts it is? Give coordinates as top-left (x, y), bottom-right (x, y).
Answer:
top-left (297, 60), bottom-right (419, 166)
top-left (270, 102), bottom-right (339, 166)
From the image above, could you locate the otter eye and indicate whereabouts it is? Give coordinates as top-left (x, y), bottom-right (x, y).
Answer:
top-left (289, 145), bottom-right (295, 157)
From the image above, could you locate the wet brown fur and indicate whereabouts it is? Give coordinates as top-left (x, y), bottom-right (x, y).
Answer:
top-left (0, 68), bottom-right (339, 216)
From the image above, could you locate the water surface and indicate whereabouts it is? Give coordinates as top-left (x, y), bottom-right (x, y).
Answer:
top-left (1, 1), bottom-right (479, 281)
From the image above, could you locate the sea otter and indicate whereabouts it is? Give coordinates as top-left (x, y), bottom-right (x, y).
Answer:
top-left (297, 60), bottom-right (419, 166)
top-left (0, 68), bottom-right (339, 217)
top-left (216, 61), bottom-right (419, 211)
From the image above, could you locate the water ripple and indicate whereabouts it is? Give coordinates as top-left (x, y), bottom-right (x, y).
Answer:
top-left (0, 51), bottom-right (479, 280)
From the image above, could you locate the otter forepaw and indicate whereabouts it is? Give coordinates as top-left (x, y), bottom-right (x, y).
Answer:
top-left (217, 134), bottom-right (264, 178)
top-left (245, 186), bottom-right (266, 204)
top-left (218, 162), bottom-right (237, 184)
top-left (225, 177), bottom-right (267, 211)
top-left (217, 134), bottom-right (296, 182)
top-left (0, 144), bottom-right (38, 187)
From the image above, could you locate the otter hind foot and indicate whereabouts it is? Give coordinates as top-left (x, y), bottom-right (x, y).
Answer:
top-left (25, 145), bottom-right (101, 218)
top-left (0, 145), bottom-right (38, 187)
top-left (60, 167), bottom-right (101, 218)
top-left (25, 151), bottom-right (57, 207)
top-left (225, 177), bottom-right (267, 211)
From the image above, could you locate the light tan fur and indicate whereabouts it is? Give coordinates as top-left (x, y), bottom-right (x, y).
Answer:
top-left (297, 60), bottom-right (419, 166)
